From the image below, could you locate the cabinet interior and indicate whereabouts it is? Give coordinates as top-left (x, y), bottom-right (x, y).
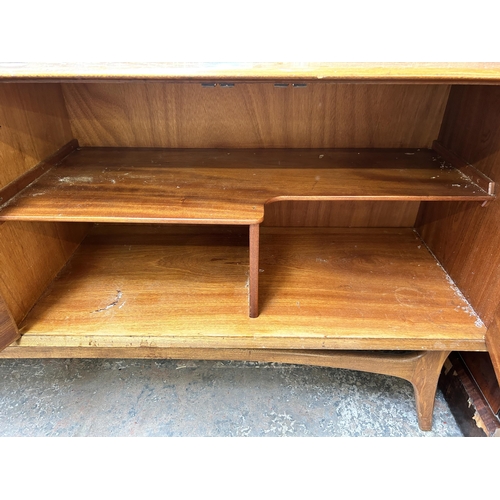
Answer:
top-left (0, 79), bottom-right (498, 360)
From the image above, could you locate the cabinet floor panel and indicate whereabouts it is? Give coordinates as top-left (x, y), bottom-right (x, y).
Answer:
top-left (10, 226), bottom-right (486, 352)
top-left (0, 147), bottom-right (492, 225)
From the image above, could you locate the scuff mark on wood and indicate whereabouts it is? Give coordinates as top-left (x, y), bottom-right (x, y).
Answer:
top-left (92, 290), bottom-right (123, 313)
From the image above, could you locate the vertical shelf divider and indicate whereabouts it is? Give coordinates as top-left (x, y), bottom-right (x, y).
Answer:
top-left (249, 223), bottom-right (260, 318)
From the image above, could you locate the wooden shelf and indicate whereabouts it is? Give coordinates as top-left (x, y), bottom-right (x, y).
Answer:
top-left (3, 225), bottom-right (486, 356)
top-left (0, 147), bottom-right (493, 225)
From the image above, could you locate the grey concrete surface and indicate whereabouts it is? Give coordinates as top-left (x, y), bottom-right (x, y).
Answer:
top-left (0, 359), bottom-right (462, 436)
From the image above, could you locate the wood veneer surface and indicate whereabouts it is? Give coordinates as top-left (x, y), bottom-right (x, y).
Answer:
top-left (263, 200), bottom-right (420, 227)
top-left (14, 226), bottom-right (486, 351)
top-left (0, 148), bottom-right (491, 225)
top-left (0, 289), bottom-right (19, 350)
top-left (0, 83), bottom-right (90, 325)
top-left (418, 86), bottom-right (500, 327)
top-left (0, 221), bottom-right (91, 324)
top-left (1, 62), bottom-right (500, 82)
top-left (62, 83), bottom-right (448, 149)
top-left (0, 83), bottom-right (73, 189)
top-left (487, 314), bottom-right (500, 384)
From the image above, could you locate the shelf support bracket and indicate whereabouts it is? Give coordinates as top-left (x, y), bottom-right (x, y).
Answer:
top-left (0, 139), bottom-right (79, 216)
top-left (432, 140), bottom-right (496, 204)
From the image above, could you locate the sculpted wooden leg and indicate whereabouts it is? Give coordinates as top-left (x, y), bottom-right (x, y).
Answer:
top-left (0, 345), bottom-right (451, 431)
top-left (409, 350), bottom-right (450, 431)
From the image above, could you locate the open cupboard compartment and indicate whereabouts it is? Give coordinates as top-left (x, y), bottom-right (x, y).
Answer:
top-left (1, 64), bottom-right (500, 431)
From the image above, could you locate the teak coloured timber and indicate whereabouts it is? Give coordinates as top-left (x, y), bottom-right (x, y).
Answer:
top-left (1, 63), bottom-right (500, 432)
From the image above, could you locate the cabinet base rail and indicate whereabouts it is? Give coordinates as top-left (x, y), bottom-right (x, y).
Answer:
top-left (0, 346), bottom-right (450, 431)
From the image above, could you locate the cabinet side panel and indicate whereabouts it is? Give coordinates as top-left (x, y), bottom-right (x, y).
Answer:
top-left (0, 221), bottom-right (90, 324)
top-left (417, 85), bottom-right (500, 384)
top-left (0, 83), bottom-right (89, 324)
top-left (62, 83), bottom-right (449, 149)
top-left (417, 86), bottom-right (500, 326)
top-left (0, 83), bottom-right (74, 189)
top-left (486, 315), bottom-right (500, 385)
top-left (0, 287), bottom-right (19, 349)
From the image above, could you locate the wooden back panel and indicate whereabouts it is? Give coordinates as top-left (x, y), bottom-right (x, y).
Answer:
top-left (263, 201), bottom-right (419, 227)
top-left (62, 82), bottom-right (449, 149)
top-left (0, 83), bottom-right (90, 325)
top-left (63, 82), bottom-right (448, 227)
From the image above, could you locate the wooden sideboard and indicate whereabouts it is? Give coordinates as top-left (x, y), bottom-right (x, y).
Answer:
top-left (1, 63), bottom-right (499, 431)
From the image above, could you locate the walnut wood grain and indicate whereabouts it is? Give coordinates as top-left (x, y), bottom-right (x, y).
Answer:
top-left (1, 62), bottom-right (500, 83)
top-left (14, 226), bottom-right (486, 351)
top-left (0, 148), bottom-right (492, 225)
top-left (0, 289), bottom-right (19, 351)
top-left (62, 83), bottom-right (448, 149)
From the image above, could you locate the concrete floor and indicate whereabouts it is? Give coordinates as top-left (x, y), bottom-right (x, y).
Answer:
top-left (0, 358), bottom-right (462, 436)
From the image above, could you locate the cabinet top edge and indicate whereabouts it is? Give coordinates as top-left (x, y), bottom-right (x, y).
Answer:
top-left (2, 62), bottom-right (500, 83)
